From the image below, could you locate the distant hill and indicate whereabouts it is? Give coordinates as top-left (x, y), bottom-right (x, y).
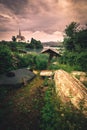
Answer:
top-left (42, 41), bottom-right (62, 47)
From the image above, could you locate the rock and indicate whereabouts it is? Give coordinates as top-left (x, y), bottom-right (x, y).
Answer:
top-left (0, 68), bottom-right (35, 87)
top-left (33, 70), bottom-right (39, 75)
top-left (40, 70), bottom-right (53, 77)
top-left (54, 70), bottom-right (87, 115)
top-left (71, 71), bottom-right (86, 76)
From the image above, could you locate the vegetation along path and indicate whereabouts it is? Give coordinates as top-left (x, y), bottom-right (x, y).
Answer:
top-left (0, 76), bottom-right (46, 130)
top-left (0, 74), bottom-right (87, 130)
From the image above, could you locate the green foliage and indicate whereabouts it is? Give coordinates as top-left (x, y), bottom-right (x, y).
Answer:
top-left (74, 29), bottom-right (87, 51)
top-left (59, 51), bottom-right (87, 71)
top-left (17, 55), bottom-right (29, 68)
top-left (43, 77), bottom-right (49, 86)
top-left (47, 56), bottom-right (76, 72)
top-left (61, 24), bottom-right (87, 71)
top-left (75, 51), bottom-right (87, 71)
top-left (26, 38), bottom-right (43, 49)
top-left (65, 22), bottom-right (79, 37)
top-left (0, 41), bottom-right (27, 52)
top-left (41, 82), bottom-right (87, 130)
top-left (0, 45), bottom-right (13, 73)
top-left (0, 41), bottom-right (29, 73)
top-left (15, 53), bottom-right (37, 69)
top-left (8, 42), bottom-right (18, 52)
top-left (48, 64), bottom-right (60, 70)
top-left (49, 63), bottom-right (76, 72)
top-left (63, 37), bottom-right (75, 51)
top-left (35, 54), bottom-right (48, 70)
top-left (59, 51), bottom-right (77, 65)
top-left (64, 22), bottom-right (87, 52)
top-left (40, 86), bottom-right (56, 130)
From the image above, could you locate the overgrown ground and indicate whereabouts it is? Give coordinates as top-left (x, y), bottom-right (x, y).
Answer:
top-left (0, 76), bottom-right (45, 130)
top-left (0, 75), bottom-right (87, 130)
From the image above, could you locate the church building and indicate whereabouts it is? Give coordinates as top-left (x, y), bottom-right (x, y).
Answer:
top-left (16, 29), bottom-right (26, 42)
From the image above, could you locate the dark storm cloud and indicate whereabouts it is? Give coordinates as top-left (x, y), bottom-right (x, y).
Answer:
top-left (70, 0), bottom-right (87, 23)
top-left (0, 0), bottom-right (56, 31)
top-left (0, 0), bottom-right (87, 41)
top-left (0, 0), bottom-right (28, 14)
top-left (70, 0), bottom-right (87, 3)
top-left (0, 0), bottom-right (87, 22)
top-left (0, 0), bottom-right (51, 16)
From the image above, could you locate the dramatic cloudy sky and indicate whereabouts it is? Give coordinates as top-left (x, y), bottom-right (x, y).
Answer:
top-left (0, 0), bottom-right (87, 42)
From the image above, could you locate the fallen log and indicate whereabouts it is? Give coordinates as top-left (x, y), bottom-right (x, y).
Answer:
top-left (54, 70), bottom-right (87, 115)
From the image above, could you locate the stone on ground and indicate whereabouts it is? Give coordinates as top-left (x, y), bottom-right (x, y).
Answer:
top-left (54, 70), bottom-right (87, 115)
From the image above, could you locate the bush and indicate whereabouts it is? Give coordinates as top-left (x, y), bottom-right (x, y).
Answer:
top-left (76, 52), bottom-right (87, 71)
top-left (59, 51), bottom-right (87, 71)
top-left (26, 38), bottom-right (43, 49)
top-left (16, 53), bottom-right (37, 69)
top-left (40, 81), bottom-right (87, 130)
top-left (0, 45), bottom-right (13, 73)
top-left (35, 54), bottom-right (49, 70)
top-left (48, 64), bottom-right (60, 70)
top-left (49, 63), bottom-right (76, 72)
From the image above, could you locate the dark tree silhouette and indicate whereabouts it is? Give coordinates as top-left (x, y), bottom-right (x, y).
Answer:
top-left (12, 36), bottom-right (16, 42)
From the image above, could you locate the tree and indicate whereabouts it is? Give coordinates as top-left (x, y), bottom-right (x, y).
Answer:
top-left (63, 22), bottom-right (79, 51)
top-left (64, 22), bottom-right (87, 51)
top-left (74, 29), bottom-right (87, 51)
top-left (62, 22), bottom-right (87, 71)
top-left (12, 36), bottom-right (16, 42)
top-left (26, 38), bottom-right (43, 49)
top-left (0, 45), bottom-right (13, 73)
top-left (65, 22), bottom-right (79, 38)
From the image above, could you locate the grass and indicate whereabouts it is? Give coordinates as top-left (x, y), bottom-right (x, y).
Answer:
top-left (48, 63), bottom-right (76, 72)
top-left (40, 79), bottom-right (87, 130)
top-left (0, 76), bottom-right (44, 130)
top-left (74, 73), bottom-right (87, 88)
top-left (0, 73), bottom-right (87, 130)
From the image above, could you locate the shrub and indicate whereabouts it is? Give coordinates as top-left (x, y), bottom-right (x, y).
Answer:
top-left (40, 81), bottom-right (87, 130)
top-left (26, 38), bottom-right (43, 49)
top-left (0, 45), bottom-right (13, 73)
top-left (15, 53), bottom-right (37, 69)
top-left (59, 51), bottom-right (87, 71)
top-left (35, 54), bottom-right (49, 70)
top-left (49, 63), bottom-right (76, 72)
top-left (76, 51), bottom-right (87, 71)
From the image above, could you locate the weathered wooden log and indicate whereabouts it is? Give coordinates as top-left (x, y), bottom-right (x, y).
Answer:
top-left (54, 70), bottom-right (87, 115)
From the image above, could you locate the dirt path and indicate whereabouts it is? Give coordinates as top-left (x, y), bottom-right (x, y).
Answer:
top-left (0, 76), bottom-right (46, 130)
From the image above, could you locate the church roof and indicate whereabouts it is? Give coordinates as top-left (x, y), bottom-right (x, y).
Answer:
top-left (16, 29), bottom-right (25, 42)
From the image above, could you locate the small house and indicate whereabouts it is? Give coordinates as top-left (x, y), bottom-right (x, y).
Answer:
top-left (41, 47), bottom-right (61, 61)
